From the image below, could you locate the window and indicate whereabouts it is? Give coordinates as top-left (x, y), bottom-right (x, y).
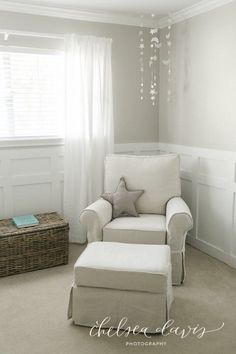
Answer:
top-left (0, 50), bottom-right (65, 138)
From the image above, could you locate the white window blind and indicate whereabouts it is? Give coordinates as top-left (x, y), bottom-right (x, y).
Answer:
top-left (0, 50), bottom-right (65, 138)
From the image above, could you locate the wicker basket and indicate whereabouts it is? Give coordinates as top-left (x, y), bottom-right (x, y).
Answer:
top-left (0, 212), bottom-right (69, 277)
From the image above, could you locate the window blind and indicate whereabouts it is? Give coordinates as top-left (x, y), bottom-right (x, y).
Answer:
top-left (0, 50), bottom-right (65, 138)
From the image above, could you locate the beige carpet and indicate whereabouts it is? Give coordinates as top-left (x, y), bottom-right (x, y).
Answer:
top-left (0, 244), bottom-right (236, 354)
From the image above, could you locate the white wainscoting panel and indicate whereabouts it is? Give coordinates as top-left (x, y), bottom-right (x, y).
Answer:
top-left (0, 143), bottom-right (64, 218)
top-left (0, 187), bottom-right (4, 219)
top-left (1, 140), bottom-right (236, 270)
top-left (233, 194), bottom-right (236, 257)
top-left (13, 183), bottom-right (52, 215)
top-left (198, 184), bottom-right (227, 251)
top-left (114, 143), bottom-right (160, 155)
top-left (159, 142), bottom-right (236, 269)
top-left (0, 141), bottom-right (160, 220)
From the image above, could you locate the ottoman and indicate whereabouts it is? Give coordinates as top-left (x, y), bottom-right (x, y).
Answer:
top-left (68, 242), bottom-right (173, 333)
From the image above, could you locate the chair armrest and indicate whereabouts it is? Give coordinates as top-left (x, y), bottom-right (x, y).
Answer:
top-left (166, 197), bottom-right (193, 251)
top-left (80, 199), bottom-right (112, 242)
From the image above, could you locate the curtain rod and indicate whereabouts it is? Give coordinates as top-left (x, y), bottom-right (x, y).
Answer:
top-left (0, 29), bottom-right (65, 40)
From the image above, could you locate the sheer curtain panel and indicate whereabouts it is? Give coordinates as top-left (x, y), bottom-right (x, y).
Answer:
top-left (64, 34), bottom-right (114, 243)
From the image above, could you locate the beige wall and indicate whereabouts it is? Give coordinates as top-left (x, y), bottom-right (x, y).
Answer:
top-left (159, 2), bottom-right (236, 151)
top-left (0, 11), bottom-right (158, 144)
top-left (2, 3), bottom-right (235, 150)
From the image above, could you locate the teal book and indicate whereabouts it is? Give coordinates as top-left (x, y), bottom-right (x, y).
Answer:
top-left (12, 215), bottom-right (39, 228)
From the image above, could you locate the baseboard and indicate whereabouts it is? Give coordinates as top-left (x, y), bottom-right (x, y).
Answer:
top-left (186, 235), bottom-right (236, 269)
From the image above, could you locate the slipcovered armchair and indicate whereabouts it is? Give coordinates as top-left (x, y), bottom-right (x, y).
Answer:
top-left (80, 154), bottom-right (193, 285)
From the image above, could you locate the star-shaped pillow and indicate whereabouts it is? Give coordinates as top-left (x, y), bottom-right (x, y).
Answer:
top-left (101, 177), bottom-right (144, 219)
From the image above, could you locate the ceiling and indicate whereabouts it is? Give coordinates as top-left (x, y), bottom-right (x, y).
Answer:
top-left (1, 0), bottom-right (209, 18)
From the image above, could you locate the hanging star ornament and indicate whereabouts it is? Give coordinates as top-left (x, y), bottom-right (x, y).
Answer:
top-left (150, 88), bottom-right (157, 95)
top-left (150, 28), bottom-right (158, 35)
top-left (165, 32), bottom-right (171, 39)
top-left (162, 59), bottom-right (170, 65)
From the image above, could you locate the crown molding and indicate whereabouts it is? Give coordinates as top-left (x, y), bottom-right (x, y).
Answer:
top-left (0, 0), bottom-right (157, 28)
top-left (0, 0), bottom-right (234, 28)
top-left (158, 0), bottom-right (235, 28)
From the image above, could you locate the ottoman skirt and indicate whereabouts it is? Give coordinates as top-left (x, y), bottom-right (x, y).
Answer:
top-left (68, 285), bottom-right (172, 333)
top-left (68, 242), bottom-right (173, 333)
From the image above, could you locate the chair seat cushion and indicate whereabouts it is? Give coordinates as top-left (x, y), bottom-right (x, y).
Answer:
top-left (103, 214), bottom-right (166, 244)
top-left (74, 242), bottom-right (171, 293)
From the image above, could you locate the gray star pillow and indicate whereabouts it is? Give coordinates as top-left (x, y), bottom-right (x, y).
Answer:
top-left (101, 177), bottom-right (144, 219)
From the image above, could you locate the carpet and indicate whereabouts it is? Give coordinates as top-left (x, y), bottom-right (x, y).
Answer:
top-left (0, 244), bottom-right (236, 354)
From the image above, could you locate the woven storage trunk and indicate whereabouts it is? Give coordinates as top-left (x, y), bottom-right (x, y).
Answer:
top-left (0, 212), bottom-right (69, 277)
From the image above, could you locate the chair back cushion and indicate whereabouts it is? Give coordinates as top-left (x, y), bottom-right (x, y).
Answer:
top-left (104, 154), bottom-right (181, 215)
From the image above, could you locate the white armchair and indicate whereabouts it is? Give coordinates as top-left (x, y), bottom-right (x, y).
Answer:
top-left (80, 154), bottom-right (193, 285)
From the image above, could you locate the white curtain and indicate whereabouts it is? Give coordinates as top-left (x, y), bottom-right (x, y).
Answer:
top-left (64, 34), bottom-right (114, 243)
